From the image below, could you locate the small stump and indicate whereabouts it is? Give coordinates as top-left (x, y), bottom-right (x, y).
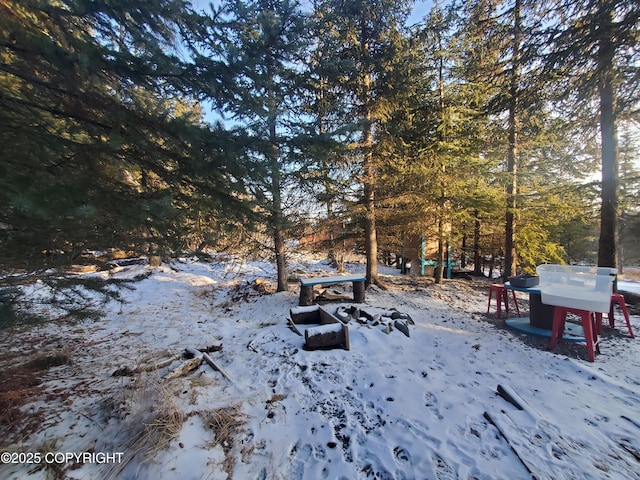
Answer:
top-left (299, 285), bottom-right (315, 306)
top-left (353, 281), bottom-right (365, 302)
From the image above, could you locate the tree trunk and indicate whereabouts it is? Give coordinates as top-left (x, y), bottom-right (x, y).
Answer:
top-left (271, 156), bottom-right (288, 292)
top-left (268, 83), bottom-right (288, 292)
top-left (504, 0), bottom-right (521, 280)
top-left (434, 17), bottom-right (447, 286)
top-left (363, 148), bottom-right (379, 286)
top-left (473, 210), bottom-right (483, 276)
top-left (596, 3), bottom-right (619, 269)
top-left (360, 10), bottom-right (380, 288)
top-left (273, 216), bottom-right (287, 291)
top-left (461, 229), bottom-right (467, 269)
top-left (435, 216), bottom-right (445, 284)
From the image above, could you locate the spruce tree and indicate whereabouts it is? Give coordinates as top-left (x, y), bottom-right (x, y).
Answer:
top-left (0, 0), bottom-right (247, 268)
top-left (541, 0), bottom-right (640, 269)
top-left (381, 2), bottom-right (506, 282)
top-left (191, 0), bottom-right (312, 291)
top-left (312, 0), bottom-right (413, 287)
top-left (450, 0), bottom-right (507, 276)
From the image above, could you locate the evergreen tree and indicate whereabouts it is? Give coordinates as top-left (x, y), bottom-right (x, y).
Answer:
top-left (450, 0), bottom-right (508, 276)
top-left (192, 0), bottom-right (312, 291)
top-left (0, 0), bottom-right (247, 268)
top-left (453, 0), bottom-right (589, 276)
top-left (300, 6), bottom-right (355, 269)
top-left (618, 125), bottom-right (640, 266)
top-left (382, 2), bottom-right (507, 282)
top-left (502, 0), bottom-right (523, 279)
top-left (312, 0), bottom-right (413, 286)
top-left (542, 0), bottom-right (640, 269)
top-left (420, 0), bottom-right (604, 276)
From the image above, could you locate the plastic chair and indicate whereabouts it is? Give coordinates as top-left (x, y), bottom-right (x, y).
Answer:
top-left (549, 306), bottom-right (600, 362)
top-left (487, 284), bottom-right (521, 319)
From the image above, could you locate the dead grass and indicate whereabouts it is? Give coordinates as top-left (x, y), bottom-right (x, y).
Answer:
top-left (99, 378), bottom-right (187, 480)
top-left (99, 384), bottom-right (245, 479)
top-left (267, 393), bottom-right (287, 404)
top-left (0, 351), bottom-right (71, 448)
top-left (198, 405), bottom-right (246, 477)
top-left (199, 405), bottom-right (245, 449)
top-left (142, 388), bottom-right (187, 459)
top-left (28, 439), bottom-right (66, 480)
top-left (620, 268), bottom-right (640, 282)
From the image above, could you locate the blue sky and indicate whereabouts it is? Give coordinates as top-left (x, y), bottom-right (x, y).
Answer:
top-left (410, 0), bottom-right (435, 25)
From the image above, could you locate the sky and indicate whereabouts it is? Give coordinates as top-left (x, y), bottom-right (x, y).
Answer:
top-left (410, 0), bottom-right (435, 25)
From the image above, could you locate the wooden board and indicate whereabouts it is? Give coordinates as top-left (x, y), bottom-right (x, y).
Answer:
top-left (290, 305), bottom-right (321, 324)
top-left (304, 323), bottom-right (350, 350)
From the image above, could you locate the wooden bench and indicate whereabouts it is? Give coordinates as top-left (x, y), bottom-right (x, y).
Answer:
top-left (299, 274), bottom-right (366, 306)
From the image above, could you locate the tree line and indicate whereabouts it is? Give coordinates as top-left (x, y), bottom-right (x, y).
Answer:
top-left (1, 0), bottom-right (639, 289)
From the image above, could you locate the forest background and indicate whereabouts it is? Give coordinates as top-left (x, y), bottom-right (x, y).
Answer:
top-left (1, 0), bottom-right (639, 293)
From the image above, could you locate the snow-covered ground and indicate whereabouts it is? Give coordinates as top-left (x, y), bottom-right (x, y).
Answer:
top-left (1, 256), bottom-right (640, 480)
top-left (619, 280), bottom-right (640, 295)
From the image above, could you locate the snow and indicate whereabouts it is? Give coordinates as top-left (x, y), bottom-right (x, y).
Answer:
top-left (290, 305), bottom-right (320, 314)
top-left (619, 280), bottom-right (640, 295)
top-left (300, 274), bottom-right (366, 286)
top-left (1, 256), bottom-right (640, 480)
top-left (305, 322), bottom-right (344, 335)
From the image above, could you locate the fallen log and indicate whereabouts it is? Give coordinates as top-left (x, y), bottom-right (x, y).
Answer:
top-left (622, 415), bottom-right (640, 430)
top-left (111, 354), bottom-right (180, 377)
top-left (483, 411), bottom-right (537, 479)
top-left (497, 384), bottom-right (524, 411)
top-left (164, 356), bottom-right (203, 380)
top-left (618, 439), bottom-right (640, 462)
top-left (141, 356), bottom-right (179, 372)
top-left (185, 347), bottom-right (233, 383)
